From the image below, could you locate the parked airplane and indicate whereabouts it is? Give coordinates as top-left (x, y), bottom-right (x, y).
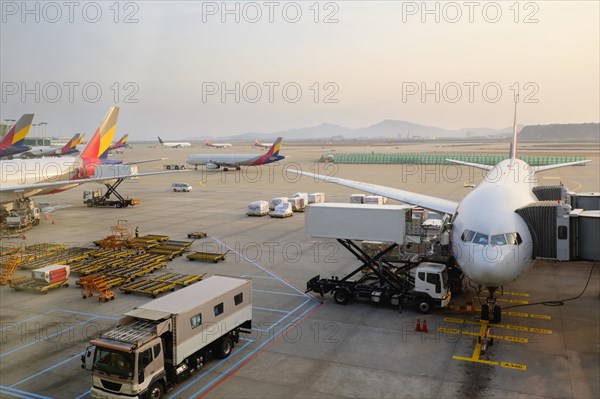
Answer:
top-left (253, 139), bottom-right (273, 148)
top-left (289, 105), bottom-right (590, 323)
top-left (0, 114), bottom-right (34, 158)
top-left (19, 133), bottom-right (81, 158)
top-left (158, 137), bottom-right (190, 148)
top-left (205, 139), bottom-right (232, 148)
top-left (109, 134), bottom-right (129, 151)
top-left (59, 133), bottom-right (82, 155)
top-left (187, 137), bottom-right (285, 171)
top-left (1, 107), bottom-right (183, 205)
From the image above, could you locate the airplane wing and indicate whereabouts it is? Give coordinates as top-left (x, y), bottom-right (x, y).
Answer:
top-left (446, 159), bottom-right (494, 171)
top-left (532, 160), bottom-right (591, 172)
top-left (126, 158), bottom-right (167, 165)
top-left (0, 170), bottom-right (188, 193)
top-left (289, 169), bottom-right (458, 215)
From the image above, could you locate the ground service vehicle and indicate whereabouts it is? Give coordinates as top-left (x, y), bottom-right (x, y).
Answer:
top-left (307, 259), bottom-right (451, 313)
top-left (82, 275), bottom-right (252, 399)
top-left (83, 189), bottom-right (139, 208)
top-left (171, 183), bottom-right (192, 192)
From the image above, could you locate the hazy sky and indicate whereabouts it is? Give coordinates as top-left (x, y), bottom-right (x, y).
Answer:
top-left (1, 1), bottom-right (599, 139)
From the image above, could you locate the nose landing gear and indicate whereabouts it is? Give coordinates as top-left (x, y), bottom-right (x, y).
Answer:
top-left (481, 286), bottom-right (501, 324)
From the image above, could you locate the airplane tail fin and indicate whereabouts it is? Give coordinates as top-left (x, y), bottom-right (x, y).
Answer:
top-left (266, 137), bottom-right (282, 156)
top-left (509, 97), bottom-right (519, 162)
top-left (60, 133), bottom-right (80, 154)
top-left (158, 136), bottom-right (164, 144)
top-left (205, 139), bottom-right (210, 146)
top-left (77, 134), bottom-right (86, 146)
top-left (0, 114), bottom-right (34, 149)
top-left (254, 139), bottom-right (260, 145)
top-left (109, 134), bottom-right (128, 151)
top-left (79, 107), bottom-right (119, 162)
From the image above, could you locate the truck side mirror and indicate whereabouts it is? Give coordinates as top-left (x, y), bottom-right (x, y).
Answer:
top-left (81, 345), bottom-right (94, 371)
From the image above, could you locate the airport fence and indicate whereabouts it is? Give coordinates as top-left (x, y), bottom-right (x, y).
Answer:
top-left (324, 153), bottom-right (588, 166)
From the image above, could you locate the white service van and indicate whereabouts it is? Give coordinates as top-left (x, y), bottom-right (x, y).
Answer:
top-left (172, 183), bottom-right (192, 192)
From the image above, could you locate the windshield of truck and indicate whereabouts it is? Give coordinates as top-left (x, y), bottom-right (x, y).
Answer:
top-left (93, 347), bottom-right (134, 380)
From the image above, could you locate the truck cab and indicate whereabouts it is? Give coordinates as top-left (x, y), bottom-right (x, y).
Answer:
top-left (412, 262), bottom-right (452, 313)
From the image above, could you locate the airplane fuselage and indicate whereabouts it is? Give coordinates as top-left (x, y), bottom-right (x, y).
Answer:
top-left (450, 159), bottom-right (537, 287)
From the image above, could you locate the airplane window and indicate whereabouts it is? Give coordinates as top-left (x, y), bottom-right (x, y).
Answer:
top-left (505, 232), bottom-right (523, 245)
top-left (473, 232), bottom-right (489, 245)
top-left (490, 234), bottom-right (507, 246)
top-left (465, 230), bottom-right (476, 242)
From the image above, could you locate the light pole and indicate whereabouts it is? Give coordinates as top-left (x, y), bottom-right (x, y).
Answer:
top-left (39, 122), bottom-right (48, 145)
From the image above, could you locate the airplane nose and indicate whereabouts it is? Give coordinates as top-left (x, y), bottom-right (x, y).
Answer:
top-left (458, 244), bottom-right (522, 286)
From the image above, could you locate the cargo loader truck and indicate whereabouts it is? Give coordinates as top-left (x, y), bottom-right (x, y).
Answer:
top-left (82, 275), bottom-right (252, 399)
top-left (304, 203), bottom-right (457, 313)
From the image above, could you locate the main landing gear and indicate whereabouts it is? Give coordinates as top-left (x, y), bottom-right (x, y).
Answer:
top-left (481, 286), bottom-right (501, 324)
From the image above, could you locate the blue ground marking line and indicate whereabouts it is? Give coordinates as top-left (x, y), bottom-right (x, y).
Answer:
top-left (168, 339), bottom-right (254, 398)
top-left (251, 299), bottom-right (311, 333)
top-left (187, 301), bottom-right (319, 398)
top-left (73, 390), bottom-right (90, 399)
top-left (10, 351), bottom-right (84, 388)
top-left (240, 274), bottom-right (278, 280)
top-left (0, 317), bottom-right (100, 358)
top-left (0, 385), bottom-right (54, 399)
top-left (211, 237), bottom-right (319, 302)
top-left (253, 289), bottom-right (305, 297)
top-left (253, 306), bottom-right (290, 314)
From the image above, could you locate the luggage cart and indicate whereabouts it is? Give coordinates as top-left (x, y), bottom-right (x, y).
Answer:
top-left (186, 250), bottom-right (229, 263)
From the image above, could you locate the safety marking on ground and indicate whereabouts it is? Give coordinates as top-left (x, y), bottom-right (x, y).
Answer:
top-left (441, 317), bottom-right (552, 335)
top-left (477, 296), bottom-right (529, 304)
top-left (501, 362), bottom-right (527, 371)
top-left (482, 290), bottom-right (530, 297)
top-left (530, 313), bottom-right (551, 320)
top-left (0, 385), bottom-right (54, 399)
top-left (445, 321), bottom-right (528, 370)
top-left (530, 327), bottom-right (552, 335)
top-left (504, 311), bottom-right (529, 318)
top-left (443, 317), bottom-right (465, 324)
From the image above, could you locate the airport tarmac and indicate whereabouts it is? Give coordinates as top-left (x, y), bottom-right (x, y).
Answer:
top-left (1, 142), bottom-right (599, 399)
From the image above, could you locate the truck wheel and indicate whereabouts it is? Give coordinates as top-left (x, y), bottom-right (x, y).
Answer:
top-left (116, 202), bottom-right (123, 208)
top-left (87, 202), bottom-right (93, 207)
top-left (333, 289), bottom-right (350, 305)
top-left (147, 382), bottom-right (163, 399)
top-left (217, 336), bottom-right (234, 359)
top-left (174, 165), bottom-right (179, 170)
top-left (417, 299), bottom-right (432, 314)
top-left (166, 165), bottom-right (171, 170)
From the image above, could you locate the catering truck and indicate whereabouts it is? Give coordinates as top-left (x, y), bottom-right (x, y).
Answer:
top-left (82, 275), bottom-right (252, 399)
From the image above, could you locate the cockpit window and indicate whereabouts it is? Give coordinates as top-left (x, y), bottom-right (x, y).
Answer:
top-left (505, 232), bottom-right (522, 245)
top-left (461, 230), bottom-right (476, 242)
top-left (490, 234), bottom-right (507, 246)
top-left (473, 233), bottom-right (489, 245)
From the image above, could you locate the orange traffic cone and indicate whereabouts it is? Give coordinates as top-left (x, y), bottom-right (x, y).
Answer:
top-left (415, 318), bottom-right (421, 332)
top-left (422, 319), bottom-right (429, 333)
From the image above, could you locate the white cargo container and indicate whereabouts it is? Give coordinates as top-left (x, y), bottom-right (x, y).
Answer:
top-left (308, 193), bottom-right (325, 204)
top-left (246, 201), bottom-right (269, 216)
top-left (364, 195), bottom-right (384, 205)
top-left (291, 192), bottom-right (309, 202)
top-left (288, 197), bottom-right (305, 212)
top-left (305, 203), bottom-right (413, 244)
top-left (350, 194), bottom-right (365, 204)
top-left (32, 265), bottom-right (70, 284)
top-left (270, 202), bottom-right (293, 218)
top-left (270, 197), bottom-right (289, 210)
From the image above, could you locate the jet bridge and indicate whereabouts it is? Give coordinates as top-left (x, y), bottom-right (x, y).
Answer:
top-left (516, 200), bottom-right (600, 261)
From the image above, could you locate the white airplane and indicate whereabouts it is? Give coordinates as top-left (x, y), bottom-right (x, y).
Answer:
top-left (205, 139), bottom-right (232, 148)
top-left (1, 107), bottom-right (185, 205)
top-left (18, 133), bottom-right (81, 158)
top-left (187, 137), bottom-right (284, 171)
top-left (158, 137), bottom-right (191, 148)
top-left (290, 104), bottom-right (591, 323)
top-left (253, 138), bottom-right (273, 148)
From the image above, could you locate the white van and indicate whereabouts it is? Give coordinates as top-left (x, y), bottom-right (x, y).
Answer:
top-left (172, 183), bottom-right (192, 192)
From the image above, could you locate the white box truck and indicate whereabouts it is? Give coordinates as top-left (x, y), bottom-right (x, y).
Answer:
top-left (83, 276), bottom-right (252, 399)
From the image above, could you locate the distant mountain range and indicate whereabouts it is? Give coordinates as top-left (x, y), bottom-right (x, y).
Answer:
top-left (185, 120), bottom-right (599, 142)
